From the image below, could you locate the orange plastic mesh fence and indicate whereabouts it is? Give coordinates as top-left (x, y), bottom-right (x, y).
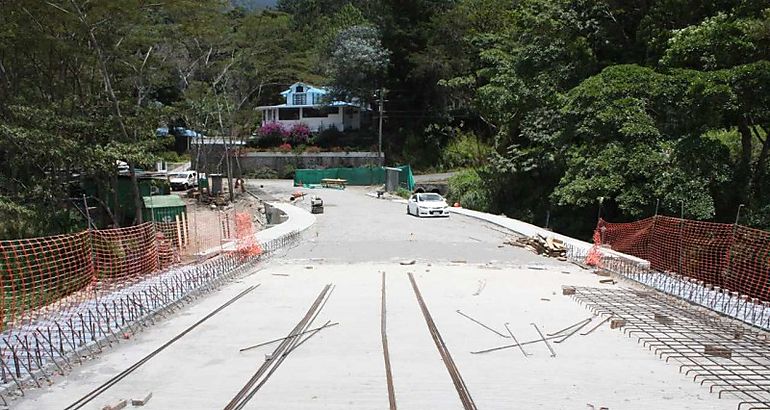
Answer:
top-left (91, 223), bottom-right (159, 285)
top-left (596, 216), bottom-right (770, 301)
top-left (0, 231), bottom-right (93, 330)
top-left (235, 212), bottom-right (262, 257)
top-left (184, 209), bottom-right (237, 256)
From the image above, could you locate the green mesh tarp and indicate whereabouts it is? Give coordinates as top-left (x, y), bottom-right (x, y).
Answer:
top-left (294, 166), bottom-right (414, 190)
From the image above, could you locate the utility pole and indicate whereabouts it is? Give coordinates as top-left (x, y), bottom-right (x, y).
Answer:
top-left (224, 135), bottom-right (235, 202)
top-left (378, 88), bottom-right (386, 166)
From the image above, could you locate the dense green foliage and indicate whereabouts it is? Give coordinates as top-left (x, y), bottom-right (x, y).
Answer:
top-left (2, 0), bottom-right (770, 239)
top-left (0, 1), bottom-right (313, 238)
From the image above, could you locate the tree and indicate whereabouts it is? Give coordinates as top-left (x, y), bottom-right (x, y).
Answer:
top-left (324, 25), bottom-right (390, 103)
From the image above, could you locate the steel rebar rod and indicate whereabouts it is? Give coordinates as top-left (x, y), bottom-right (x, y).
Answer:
top-left (382, 272), bottom-right (398, 410)
top-left (456, 310), bottom-right (510, 339)
top-left (504, 323), bottom-right (530, 357)
top-left (239, 322), bottom-right (339, 352)
top-left (65, 285), bottom-right (259, 410)
top-left (531, 323), bottom-right (557, 357)
top-left (410, 273), bottom-right (477, 410)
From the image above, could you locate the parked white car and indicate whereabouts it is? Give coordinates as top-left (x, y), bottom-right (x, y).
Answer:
top-left (169, 171), bottom-right (198, 190)
top-left (407, 193), bottom-right (450, 217)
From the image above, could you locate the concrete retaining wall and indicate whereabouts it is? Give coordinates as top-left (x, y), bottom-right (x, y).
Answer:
top-left (238, 152), bottom-right (383, 173)
top-left (192, 145), bottom-right (383, 176)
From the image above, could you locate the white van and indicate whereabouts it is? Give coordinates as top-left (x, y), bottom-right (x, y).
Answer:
top-left (169, 171), bottom-right (198, 190)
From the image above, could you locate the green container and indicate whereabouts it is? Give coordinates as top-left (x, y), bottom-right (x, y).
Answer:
top-left (142, 195), bottom-right (187, 223)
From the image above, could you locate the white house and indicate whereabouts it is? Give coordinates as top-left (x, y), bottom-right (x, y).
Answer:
top-left (256, 82), bottom-right (365, 132)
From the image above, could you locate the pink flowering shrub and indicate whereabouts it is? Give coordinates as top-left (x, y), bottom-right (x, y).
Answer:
top-left (278, 143), bottom-right (292, 153)
top-left (259, 121), bottom-right (289, 137)
top-left (287, 123), bottom-right (311, 145)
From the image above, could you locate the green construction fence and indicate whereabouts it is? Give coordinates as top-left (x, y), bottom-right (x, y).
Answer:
top-left (294, 165), bottom-right (415, 191)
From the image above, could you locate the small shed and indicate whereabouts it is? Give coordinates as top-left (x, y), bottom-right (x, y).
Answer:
top-left (142, 195), bottom-right (187, 223)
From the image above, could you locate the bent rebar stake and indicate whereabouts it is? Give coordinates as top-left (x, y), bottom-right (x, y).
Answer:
top-left (530, 323), bottom-right (556, 357)
top-left (580, 316), bottom-right (612, 336)
top-left (553, 318), bottom-right (592, 344)
top-left (504, 323), bottom-right (530, 357)
top-left (546, 317), bottom-right (592, 337)
top-left (456, 310), bottom-right (510, 339)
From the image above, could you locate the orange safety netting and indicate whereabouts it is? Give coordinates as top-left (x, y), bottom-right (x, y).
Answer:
top-left (235, 212), bottom-right (262, 257)
top-left (596, 216), bottom-right (770, 302)
top-left (91, 223), bottom-right (159, 284)
top-left (0, 231), bottom-right (93, 330)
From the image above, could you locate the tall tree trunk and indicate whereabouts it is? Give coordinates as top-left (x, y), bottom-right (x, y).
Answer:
top-left (752, 125), bottom-right (769, 200)
top-left (736, 118), bottom-right (754, 203)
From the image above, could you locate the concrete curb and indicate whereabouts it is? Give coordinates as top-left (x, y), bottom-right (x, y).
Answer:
top-left (448, 207), bottom-right (650, 268)
top-left (256, 201), bottom-right (316, 242)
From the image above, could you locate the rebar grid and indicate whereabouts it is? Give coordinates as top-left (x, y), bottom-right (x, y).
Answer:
top-left (0, 230), bottom-right (302, 403)
top-left (565, 245), bottom-right (770, 331)
top-left (571, 287), bottom-right (770, 410)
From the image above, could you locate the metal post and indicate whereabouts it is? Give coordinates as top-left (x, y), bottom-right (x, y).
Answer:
top-left (678, 201), bottom-right (685, 275)
top-left (225, 136), bottom-right (235, 202)
top-left (725, 204), bottom-right (744, 282)
top-left (597, 197), bottom-right (604, 222)
top-left (378, 88), bottom-right (386, 166)
top-left (734, 203), bottom-right (745, 226)
top-left (82, 194), bottom-right (94, 230)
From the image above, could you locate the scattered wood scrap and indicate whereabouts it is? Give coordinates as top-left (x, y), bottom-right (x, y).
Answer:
top-left (505, 234), bottom-right (566, 258)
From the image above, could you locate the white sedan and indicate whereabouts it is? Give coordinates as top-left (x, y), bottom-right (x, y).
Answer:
top-left (406, 193), bottom-right (451, 217)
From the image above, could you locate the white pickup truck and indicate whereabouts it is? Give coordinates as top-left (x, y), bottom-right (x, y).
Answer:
top-left (168, 171), bottom-right (198, 190)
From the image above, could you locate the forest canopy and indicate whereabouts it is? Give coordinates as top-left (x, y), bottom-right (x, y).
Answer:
top-left (1, 0), bottom-right (769, 239)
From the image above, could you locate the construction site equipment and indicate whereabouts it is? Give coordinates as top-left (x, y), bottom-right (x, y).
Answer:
top-left (311, 196), bottom-right (324, 214)
top-left (506, 234), bottom-right (566, 258)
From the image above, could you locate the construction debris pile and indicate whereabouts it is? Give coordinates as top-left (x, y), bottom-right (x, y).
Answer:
top-left (506, 234), bottom-right (566, 259)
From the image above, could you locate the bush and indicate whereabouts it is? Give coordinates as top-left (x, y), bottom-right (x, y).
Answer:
top-left (250, 133), bottom-right (283, 148)
top-left (281, 164), bottom-right (296, 179)
top-left (395, 187), bottom-right (411, 198)
top-left (447, 169), bottom-right (491, 212)
top-left (252, 122), bottom-right (288, 148)
top-left (242, 167), bottom-right (279, 179)
top-left (277, 143), bottom-right (292, 153)
top-left (287, 123), bottom-right (311, 145)
top-left (156, 151), bottom-right (190, 163)
top-left (314, 125), bottom-right (343, 148)
top-left (442, 132), bottom-right (493, 169)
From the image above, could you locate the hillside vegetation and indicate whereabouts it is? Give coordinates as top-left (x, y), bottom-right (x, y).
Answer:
top-left (1, 0), bottom-right (769, 238)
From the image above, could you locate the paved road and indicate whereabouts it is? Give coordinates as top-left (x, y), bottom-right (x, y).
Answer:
top-left (14, 181), bottom-right (738, 410)
top-left (253, 180), bottom-right (538, 264)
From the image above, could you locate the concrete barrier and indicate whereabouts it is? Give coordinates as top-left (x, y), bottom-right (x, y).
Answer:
top-left (448, 207), bottom-right (651, 268)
